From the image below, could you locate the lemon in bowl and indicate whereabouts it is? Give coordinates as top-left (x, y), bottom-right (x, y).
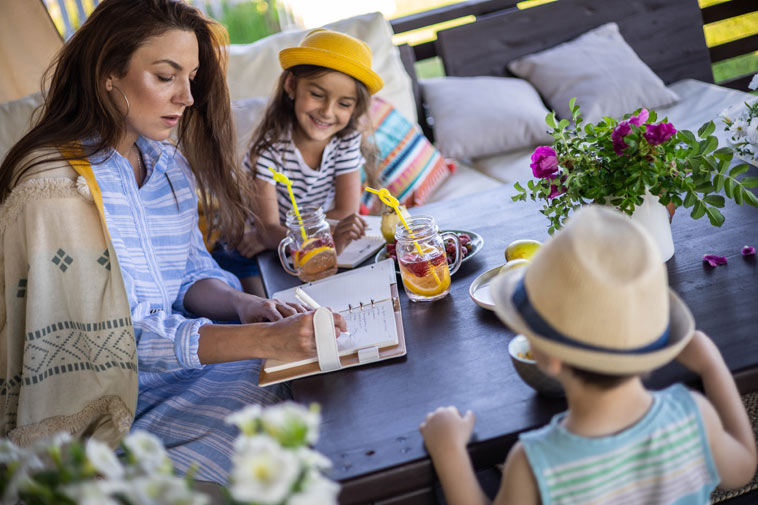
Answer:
top-left (504, 239), bottom-right (542, 262)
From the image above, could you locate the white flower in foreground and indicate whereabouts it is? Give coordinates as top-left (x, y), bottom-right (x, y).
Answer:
top-left (123, 430), bottom-right (172, 474)
top-left (749, 73), bottom-right (758, 91)
top-left (127, 475), bottom-right (209, 505)
top-left (730, 117), bottom-right (749, 139)
top-left (261, 402), bottom-right (321, 446)
top-left (0, 439), bottom-right (30, 464)
top-left (62, 481), bottom-right (123, 505)
top-left (226, 404), bottom-right (263, 436)
top-left (85, 438), bottom-right (124, 479)
top-left (230, 435), bottom-right (300, 505)
top-left (286, 470), bottom-right (339, 505)
top-left (296, 447), bottom-right (332, 472)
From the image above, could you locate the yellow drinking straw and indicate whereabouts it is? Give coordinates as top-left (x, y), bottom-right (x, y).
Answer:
top-left (366, 187), bottom-right (441, 287)
top-left (269, 167), bottom-right (307, 241)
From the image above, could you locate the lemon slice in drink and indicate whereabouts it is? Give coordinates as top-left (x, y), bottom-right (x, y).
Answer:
top-left (403, 265), bottom-right (451, 297)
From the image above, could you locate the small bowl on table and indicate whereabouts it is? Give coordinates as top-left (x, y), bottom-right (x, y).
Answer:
top-left (508, 335), bottom-right (564, 397)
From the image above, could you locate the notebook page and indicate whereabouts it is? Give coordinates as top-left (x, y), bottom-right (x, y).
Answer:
top-left (263, 298), bottom-right (398, 372)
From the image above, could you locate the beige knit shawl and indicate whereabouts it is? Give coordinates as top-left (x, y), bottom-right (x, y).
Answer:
top-left (0, 154), bottom-right (138, 448)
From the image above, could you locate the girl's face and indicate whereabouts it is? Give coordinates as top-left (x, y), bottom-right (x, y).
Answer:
top-left (107, 29), bottom-right (199, 150)
top-left (285, 70), bottom-right (358, 147)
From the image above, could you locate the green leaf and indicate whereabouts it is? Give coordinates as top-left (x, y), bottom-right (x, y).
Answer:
top-left (743, 189), bottom-right (758, 207)
top-left (513, 181), bottom-right (525, 192)
top-left (729, 163), bottom-right (750, 177)
top-left (697, 121), bottom-right (715, 139)
top-left (545, 112), bottom-right (556, 129)
top-left (681, 130), bottom-right (697, 148)
top-left (705, 206), bottom-right (725, 226)
top-left (683, 191), bottom-right (697, 208)
top-left (699, 136), bottom-right (718, 155)
top-left (558, 119), bottom-right (570, 130)
top-left (703, 194), bottom-right (725, 208)
top-left (735, 187), bottom-right (744, 205)
top-left (725, 178), bottom-right (734, 198)
top-left (569, 97), bottom-right (576, 111)
top-left (694, 181), bottom-right (714, 192)
top-left (715, 174), bottom-right (725, 193)
top-left (691, 201), bottom-right (706, 219)
top-left (713, 147), bottom-right (734, 162)
top-left (740, 177), bottom-right (758, 188)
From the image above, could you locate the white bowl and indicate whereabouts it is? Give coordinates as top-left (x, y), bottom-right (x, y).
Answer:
top-left (508, 335), bottom-right (564, 397)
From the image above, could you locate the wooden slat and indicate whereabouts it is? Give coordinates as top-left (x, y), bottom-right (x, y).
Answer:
top-left (436, 0), bottom-right (714, 84)
top-left (719, 73), bottom-right (754, 90)
top-left (701, 0), bottom-right (756, 24)
top-left (390, 0), bottom-right (519, 34)
top-left (410, 41), bottom-right (437, 63)
top-left (709, 33), bottom-right (758, 63)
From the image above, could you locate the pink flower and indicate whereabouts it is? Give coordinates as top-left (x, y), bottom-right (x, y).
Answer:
top-left (530, 146), bottom-right (559, 178)
top-left (703, 254), bottom-right (728, 267)
top-left (742, 245), bottom-right (755, 256)
top-left (629, 109), bottom-right (649, 126)
top-left (612, 122), bottom-right (632, 156)
top-left (548, 175), bottom-right (567, 199)
top-left (643, 123), bottom-right (677, 145)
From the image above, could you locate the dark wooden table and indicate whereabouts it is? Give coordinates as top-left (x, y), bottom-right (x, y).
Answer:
top-left (257, 180), bottom-right (758, 505)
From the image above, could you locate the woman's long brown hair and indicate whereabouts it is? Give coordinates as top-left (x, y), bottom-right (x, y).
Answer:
top-left (248, 65), bottom-right (379, 190)
top-left (0, 0), bottom-right (251, 246)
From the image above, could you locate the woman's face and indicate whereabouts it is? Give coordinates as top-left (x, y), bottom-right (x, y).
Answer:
top-left (285, 70), bottom-right (358, 148)
top-left (107, 29), bottom-right (199, 149)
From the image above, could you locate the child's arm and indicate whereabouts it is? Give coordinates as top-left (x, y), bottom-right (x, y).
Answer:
top-left (253, 177), bottom-right (288, 250)
top-left (677, 330), bottom-right (757, 488)
top-left (420, 406), bottom-right (489, 505)
top-left (329, 171), bottom-right (366, 254)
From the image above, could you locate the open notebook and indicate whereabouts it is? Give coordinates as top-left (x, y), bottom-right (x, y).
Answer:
top-left (334, 215), bottom-right (385, 268)
top-left (258, 259), bottom-right (405, 386)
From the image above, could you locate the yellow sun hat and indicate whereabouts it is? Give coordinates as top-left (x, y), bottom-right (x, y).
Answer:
top-left (279, 28), bottom-right (384, 95)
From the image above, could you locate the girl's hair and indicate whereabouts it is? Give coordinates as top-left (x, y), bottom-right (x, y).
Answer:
top-left (0, 0), bottom-right (252, 246)
top-left (248, 65), bottom-right (379, 189)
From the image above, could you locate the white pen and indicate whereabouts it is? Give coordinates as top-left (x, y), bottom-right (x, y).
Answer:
top-left (294, 287), bottom-right (350, 337)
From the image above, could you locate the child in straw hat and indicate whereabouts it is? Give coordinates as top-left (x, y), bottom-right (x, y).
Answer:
top-left (213, 28), bottom-right (383, 293)
top-left (420, 206), bottom-right (756, 505)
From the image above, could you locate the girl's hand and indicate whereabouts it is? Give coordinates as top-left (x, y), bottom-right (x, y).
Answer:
top-left (262, 311), bottom-right (348, 362)
top-left (238, 229), bottom-right (265, 258)
top-left (676, 330), bottom-right (722, 376)
top-left (235, 294), bottom-right (306, 323)
top-left (419, 406), bottom-right (475, 457)
top-left (333, 214), bottom-right (367, 254)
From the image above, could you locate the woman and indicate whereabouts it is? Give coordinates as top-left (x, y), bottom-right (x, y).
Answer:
top-left (0, 0), bottom-right (345, 483)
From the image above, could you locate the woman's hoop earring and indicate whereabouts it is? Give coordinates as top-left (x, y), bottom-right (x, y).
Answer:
top-left (110, 84), bottom-right (130, 117)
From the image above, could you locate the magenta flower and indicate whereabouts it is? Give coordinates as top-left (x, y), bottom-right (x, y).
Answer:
top-left (643, 123), bottom-right (677, 145)
top-left (530, 146), bottom-right (559, 178)
top-left (548, 175), bottom-right (567, 199)
top-left (742, 245), bottom-right (755, 256)
top-left (703, 254), bottom-right (728, 267)
top-left (612, 121), bottom-right (632, 156)
top-left (629, 109), bottom-right (649, 126)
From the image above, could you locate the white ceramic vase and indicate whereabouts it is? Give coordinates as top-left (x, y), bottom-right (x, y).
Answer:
top-left (627, 191), bottom-right (675, 262)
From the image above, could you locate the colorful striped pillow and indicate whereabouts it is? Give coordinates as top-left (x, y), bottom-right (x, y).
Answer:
top-left (361, 97), bottom-right (452, 214)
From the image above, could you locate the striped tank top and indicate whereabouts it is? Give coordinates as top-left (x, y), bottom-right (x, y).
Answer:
top-left (520, 384), bottom-right (719, 505)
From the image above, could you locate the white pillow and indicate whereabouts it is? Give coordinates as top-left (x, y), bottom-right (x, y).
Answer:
top-left (226, 12), bottom-right (417, 125)
top-left (0, 91), bottom-right (44, 162)
top-left (421, 76), bottom-right (553, 160)
top-left (507, 23), bottom-right (679, 123)
top-left (231, 96), bottom-right (268, 164)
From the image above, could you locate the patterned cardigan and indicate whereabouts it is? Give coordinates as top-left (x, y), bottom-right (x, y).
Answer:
top-left (0, 154), bottom-right (138, 447)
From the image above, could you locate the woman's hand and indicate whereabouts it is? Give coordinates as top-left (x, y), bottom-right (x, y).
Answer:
top-left (332, 214), bottom-right (367, 254)
top-left (419, 406), bottom-right (475, 458)
top-left (237, 229), bottom-right (265, 258)
top-left (261, 311), bottom-right (348, 362)
top-left (235, 293), bottom-right (306, 323)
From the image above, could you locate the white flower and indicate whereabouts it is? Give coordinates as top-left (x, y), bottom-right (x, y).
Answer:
top-left (296, 447), bottom-right (332, 472)
top-left (748, 119), bottom-right (758, 145)
top-left (261, 402), bottom-right (321, 446)
top-left (85, 438), bottom-right (124, 479)
top-left (730, 117), bottom-right (749, 139)
top-left (286, 470), bottom-right (339, 505)
top-left (123, 430), bottom-right (172, 474)
top-left (226, 404), bottom-right (263, 435)
top-left (749, 73), bottom-right (758, 91)
top-left (0, 439), bottom-right (29, 464)
top-left (229, 435), bottom-right (300, 505)
top-left (125, 475), bottom-right (209, 505)
top-left (62, 481), bottom-right (123, 505)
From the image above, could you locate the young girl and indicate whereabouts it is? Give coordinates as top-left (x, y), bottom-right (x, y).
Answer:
top-left (216, 29), bottom-right (382, 292)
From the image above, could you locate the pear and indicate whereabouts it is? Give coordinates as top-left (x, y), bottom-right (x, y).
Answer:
top-left (504, 239), bottom-right (542, 262)
top-left (499, 258), bottom-right (530, 275)
top-left (380, 204), bottom-right (410, 243)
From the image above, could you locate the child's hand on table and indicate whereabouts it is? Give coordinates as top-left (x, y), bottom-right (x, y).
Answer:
top-left (333, 214), bottom-right (367, 254)
top-left (419, 406), bottom-right (476, 457)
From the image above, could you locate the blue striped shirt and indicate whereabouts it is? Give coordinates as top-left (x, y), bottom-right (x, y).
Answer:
top-left (88, 138), bottom-right (290, 484)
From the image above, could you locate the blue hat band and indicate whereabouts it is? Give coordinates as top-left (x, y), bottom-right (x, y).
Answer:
top-left (511, 277), bottom-right (669, 355)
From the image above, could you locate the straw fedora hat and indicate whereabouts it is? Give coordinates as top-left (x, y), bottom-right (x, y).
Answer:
top-left (491, 205), bottom-right (694, 375)
top-left (279, 28), bottom-right (384, 95)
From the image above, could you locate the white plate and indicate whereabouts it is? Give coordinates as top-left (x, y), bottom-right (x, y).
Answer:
top-left (374, 229), bottom-right (484, 275)
top-left (468, 264), bottom-right (505, 311)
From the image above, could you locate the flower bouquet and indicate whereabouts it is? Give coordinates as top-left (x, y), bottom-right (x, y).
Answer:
top-left (721, 74), bottom-right (758, 164)
top-left (0, 402), bottom-right (338, 505)
top-left (513, 98), bottom-right (758, 234)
